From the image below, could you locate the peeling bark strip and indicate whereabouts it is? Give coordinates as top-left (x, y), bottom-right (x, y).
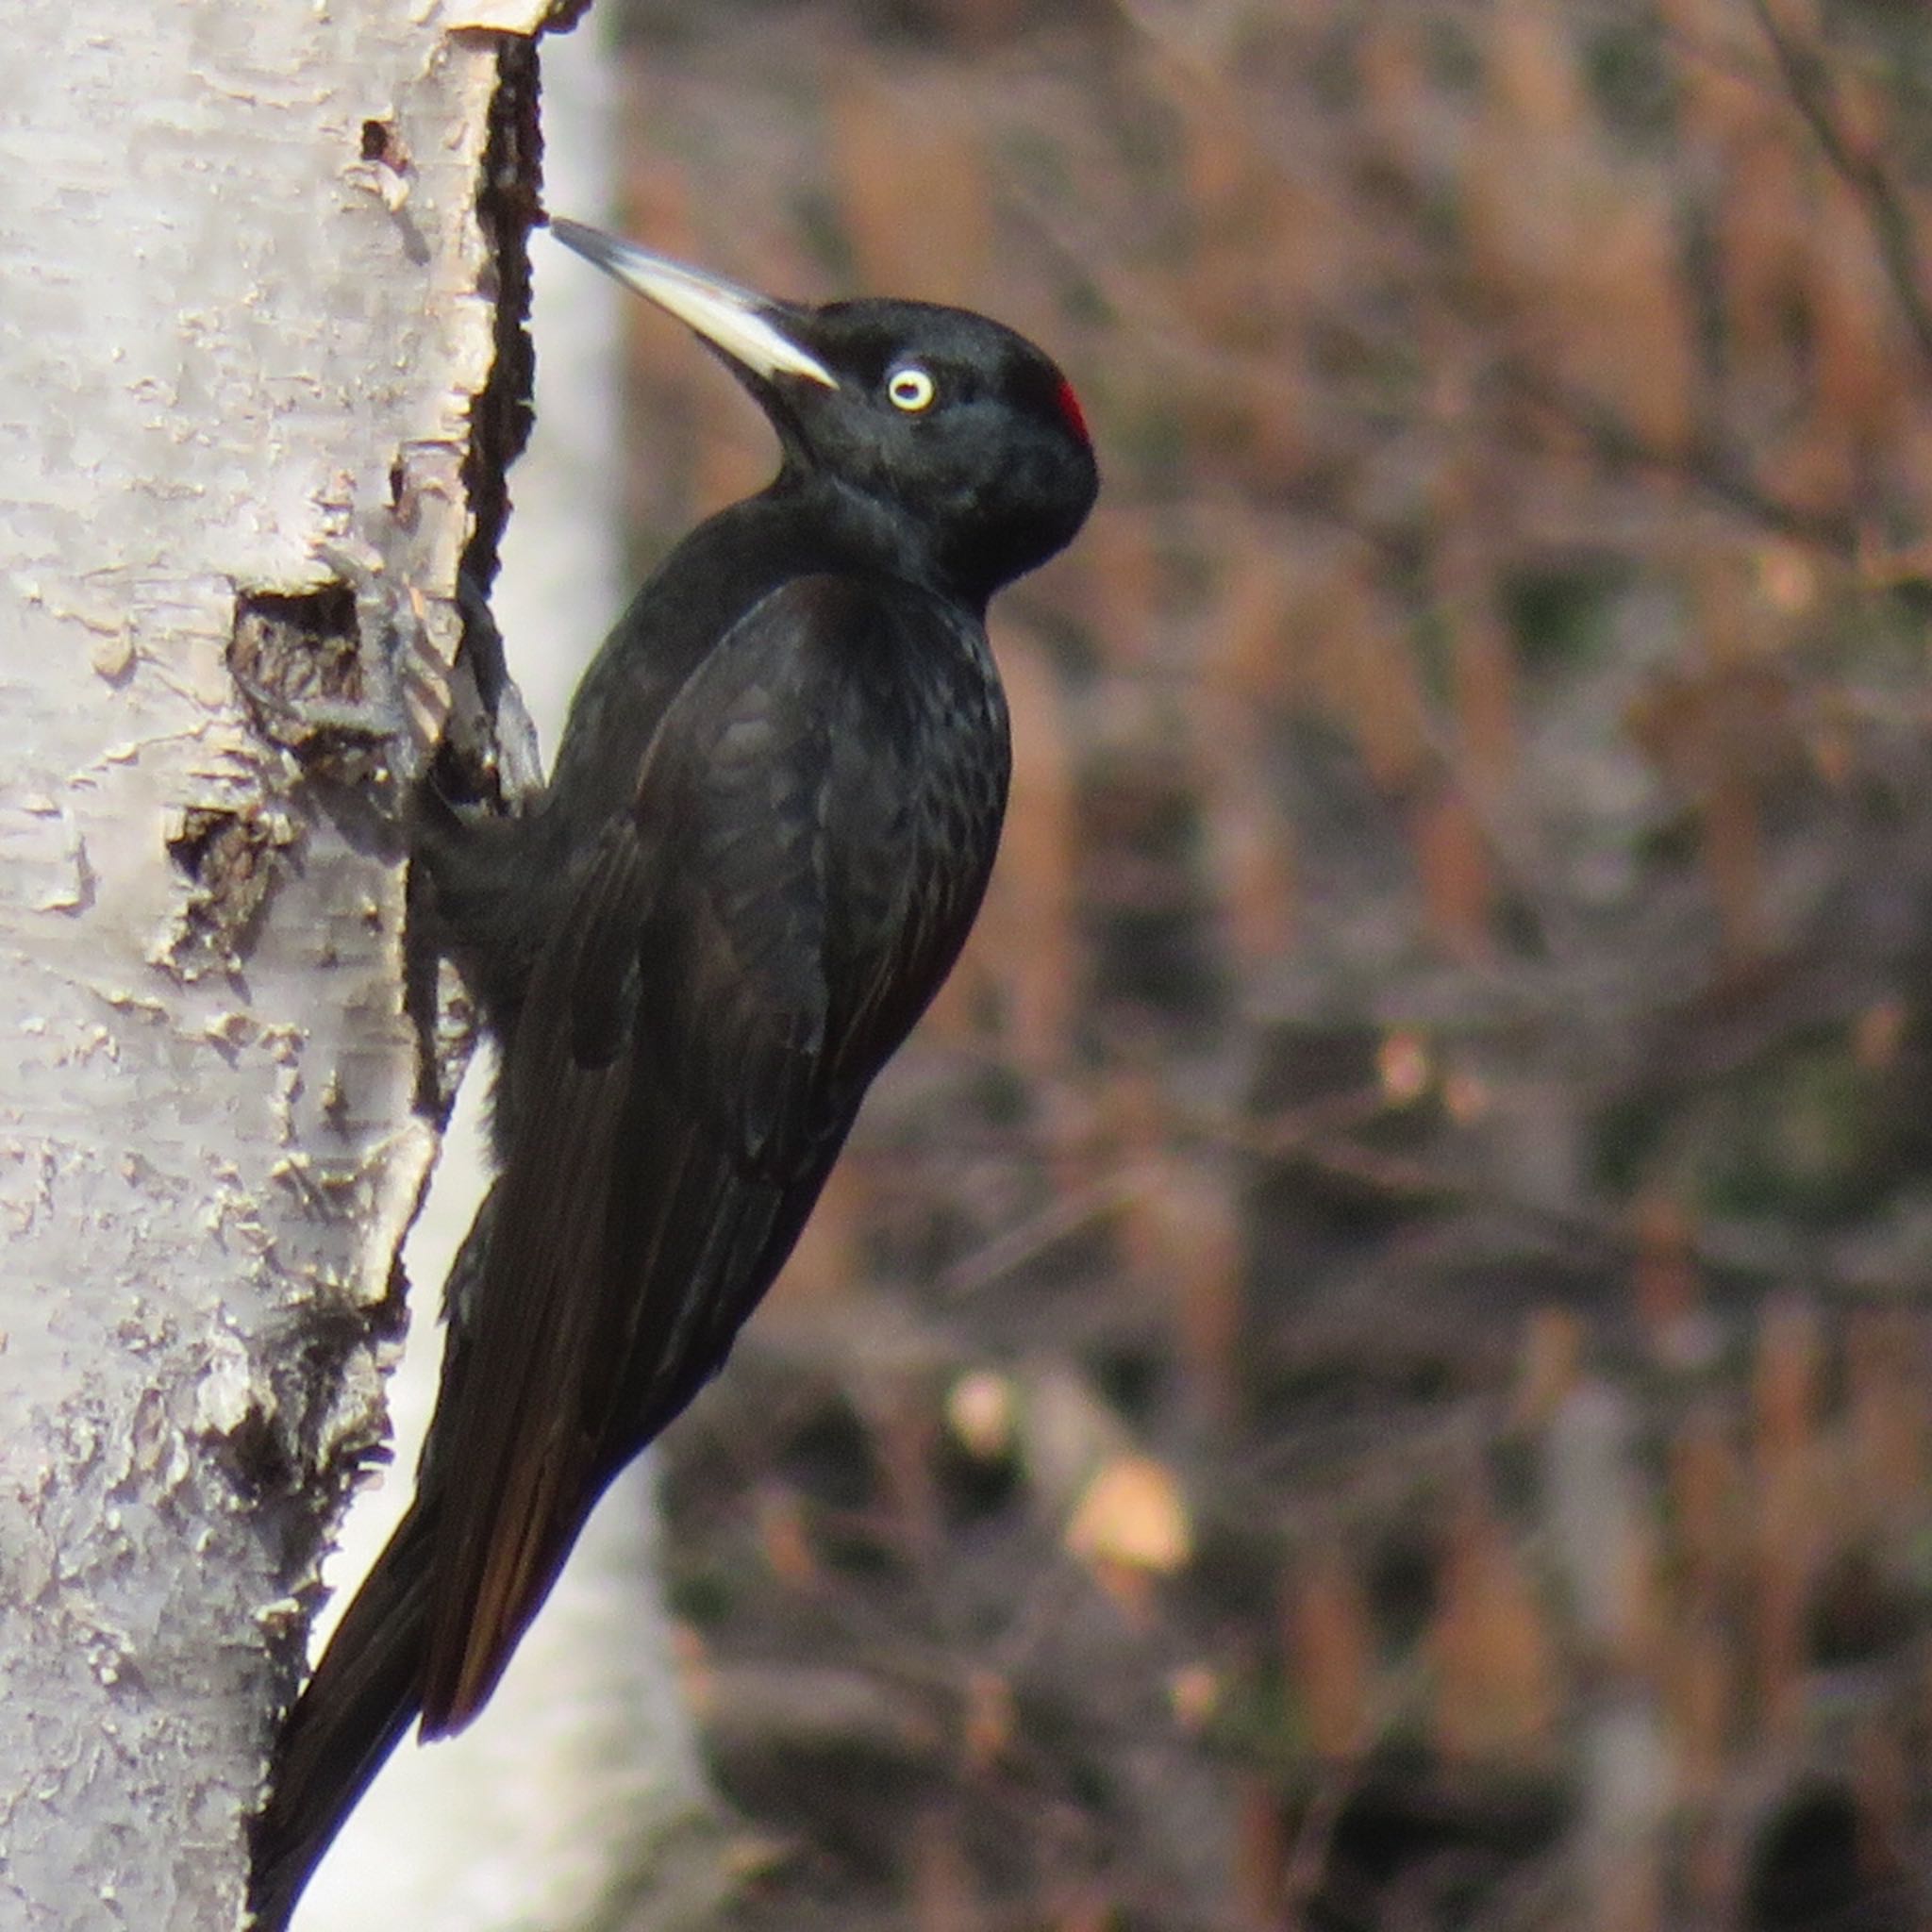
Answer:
top-left (0, 1), bottom-right (555, 1923)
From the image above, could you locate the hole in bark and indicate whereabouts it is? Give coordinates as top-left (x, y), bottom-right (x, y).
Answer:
top-left (167, 806), bottom-right (238, 883)
top-left (361, 117), bottom-right (401, 167)
top-left (160, 803), bottom-right (290, 971)
top-left (229, 584), bottom-right (368, 745)
top-left (234, 585), bottom-right (356, 649)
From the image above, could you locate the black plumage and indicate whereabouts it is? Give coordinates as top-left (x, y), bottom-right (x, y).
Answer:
top-left (250, 220), bottom-right (1096, 1925)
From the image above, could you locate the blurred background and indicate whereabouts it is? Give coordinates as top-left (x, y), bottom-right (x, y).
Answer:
top-left (562, 2), bottom-right (1932, 1927)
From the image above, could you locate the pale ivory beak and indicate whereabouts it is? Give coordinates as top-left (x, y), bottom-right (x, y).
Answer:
top-left (550, 218), bottom-right (838, 390)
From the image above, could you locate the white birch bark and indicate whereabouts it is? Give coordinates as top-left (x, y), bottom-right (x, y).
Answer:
top-left (0, 4), bottom-right (553, 1925)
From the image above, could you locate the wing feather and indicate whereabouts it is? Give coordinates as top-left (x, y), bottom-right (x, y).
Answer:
top-left (258, 542), bottom-right (1017, 1931)
top-left (419, 575), bottom-right (959, 1731)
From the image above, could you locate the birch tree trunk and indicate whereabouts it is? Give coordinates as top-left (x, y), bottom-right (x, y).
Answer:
top-left (0, 5), bottom-right (559, 1924)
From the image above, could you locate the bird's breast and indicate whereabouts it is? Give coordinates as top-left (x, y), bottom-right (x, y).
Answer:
top-left (818, 600), bottom-right (1010, 1062)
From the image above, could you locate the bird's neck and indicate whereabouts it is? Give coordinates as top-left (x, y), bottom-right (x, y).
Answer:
top-left (541, 486), bottom-right (988, 835)
top-left (771, 469), bottom-right (991, 619)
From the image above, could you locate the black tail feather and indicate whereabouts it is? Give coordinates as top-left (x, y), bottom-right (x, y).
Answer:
top-left (248, 1500), bottom-right (440, 1931)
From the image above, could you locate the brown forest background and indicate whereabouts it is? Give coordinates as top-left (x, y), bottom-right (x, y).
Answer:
top-left (585, 1), bottom-right (1932, 1926)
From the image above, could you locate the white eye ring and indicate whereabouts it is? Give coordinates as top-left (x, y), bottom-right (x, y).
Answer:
top-left (886, 364), bottom-right (937, 412)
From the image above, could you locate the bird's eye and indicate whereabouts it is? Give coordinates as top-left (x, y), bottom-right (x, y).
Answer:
top-left (886, 364), bottom-right (937, 413)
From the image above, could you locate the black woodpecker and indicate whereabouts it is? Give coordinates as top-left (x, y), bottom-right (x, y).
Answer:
top-left (249, 219), bottom-right (1098, 1926)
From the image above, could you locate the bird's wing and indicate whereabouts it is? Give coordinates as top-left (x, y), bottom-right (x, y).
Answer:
top-left (417, 575), bottom-right (916, 1733)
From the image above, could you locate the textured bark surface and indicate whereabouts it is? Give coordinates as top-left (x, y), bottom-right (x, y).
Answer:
top-left (0, 4), bottom-right (548, 1924)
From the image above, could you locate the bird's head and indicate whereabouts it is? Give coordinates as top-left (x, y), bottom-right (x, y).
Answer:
top-left (552, 219), bottom-right (1098, 607)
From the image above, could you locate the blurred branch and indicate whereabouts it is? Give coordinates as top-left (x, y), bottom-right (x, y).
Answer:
top-left (936, 1174), bottom-right (1139, 1303)
top-left (1747, 0), bottom-right (1932, 375)
top-left (1502, 362), bottom-right (1858, 554)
